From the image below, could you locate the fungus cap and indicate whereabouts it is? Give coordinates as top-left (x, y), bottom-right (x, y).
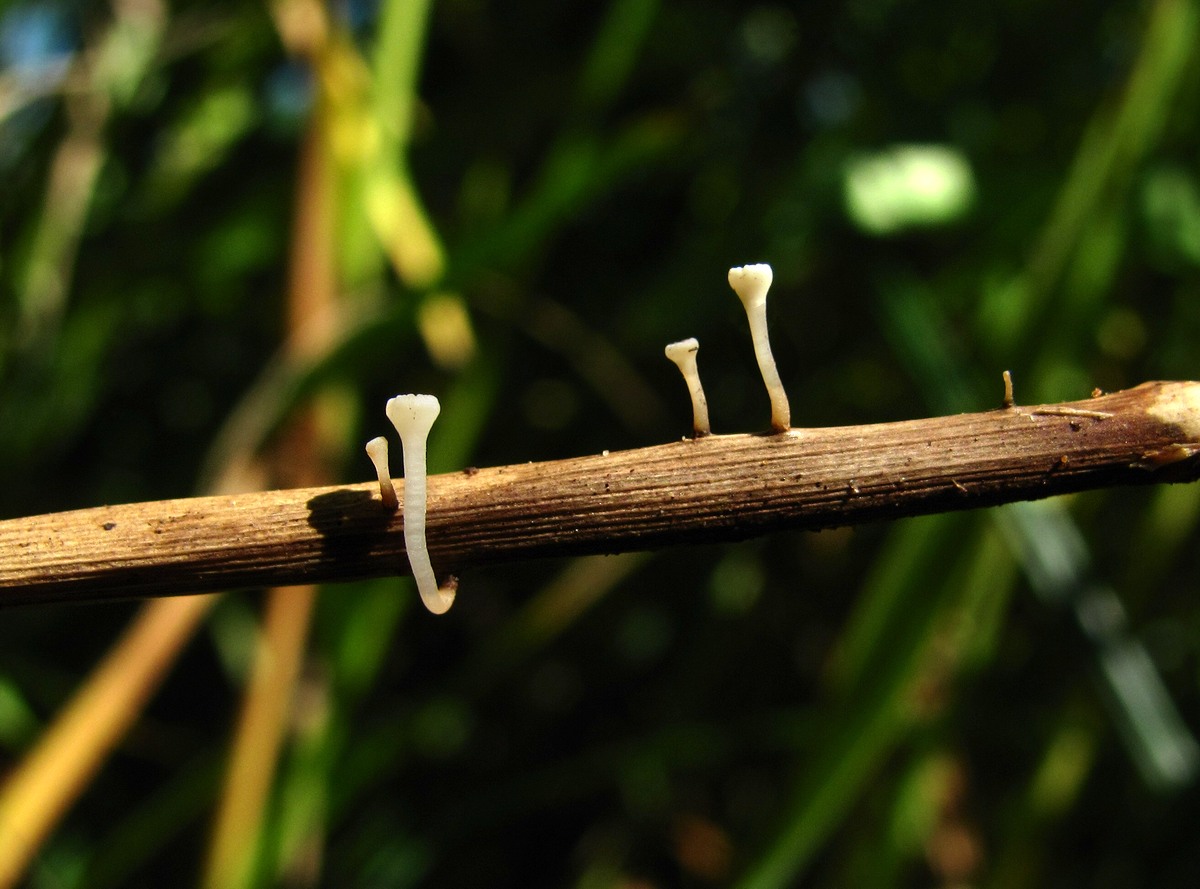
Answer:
top-left (385, 394), bottom-right (441, 442)
top-left (664, 337), bottom-right (699, 365)
top-left (728, 264), bottom-right (774, 309)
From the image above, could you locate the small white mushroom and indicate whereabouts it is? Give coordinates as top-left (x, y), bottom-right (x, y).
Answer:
top-left (728, 263), bottom-right (791, 433)
top-left (664, 338), bottom-right (711, 437)
top-left (365, 436), bottom-right (398, 510)
top-left (1002, 370), bottom-right (1015, 409)
top-left (385, 394), bottom-right (457, 615)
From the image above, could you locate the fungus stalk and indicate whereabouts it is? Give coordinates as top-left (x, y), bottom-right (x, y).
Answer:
top-left (728, 263), bottom-right (791, 433)
top-left (364, 437), bottom-right (398, 510)
top-left (664, 338), bottom-right (711, 437)
top-left (385, 394), bottom-right (457, 615)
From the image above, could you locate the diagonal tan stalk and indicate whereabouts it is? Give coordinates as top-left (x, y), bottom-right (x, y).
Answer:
top-left (0, 594), bottom-right (214, 887)
top-left (204, 585), bottom-right (318, 889)
top-left (204, 63), bottom-right (340, 887)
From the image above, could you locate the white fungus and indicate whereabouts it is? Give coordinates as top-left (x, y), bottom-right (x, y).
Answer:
top-left (364, 436), bottom-right (398, 510)
top-left (728, 263), bottom-right (791, 433)
top-left (664, 337), bottom-right (711, 437)
top-left (385, 394), bottom-right (457, 615)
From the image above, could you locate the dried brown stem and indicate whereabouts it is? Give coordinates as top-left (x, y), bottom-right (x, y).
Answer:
top-left (3, 381), bottom-right (1200, 606)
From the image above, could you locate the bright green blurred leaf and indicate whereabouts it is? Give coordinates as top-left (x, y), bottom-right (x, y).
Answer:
top-left (843, 144), bottom-right (975, 235)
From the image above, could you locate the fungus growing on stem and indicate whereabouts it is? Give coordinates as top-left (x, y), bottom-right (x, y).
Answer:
top-left (385, 394), bottom-right (457, 615)
top-left (1002, 370), bottom-right (1015, 409)
top-left (664, 338), bottom-right (711, 437)
top-left (364, 436), bottom-right (398, 510)
top-left (728, 263), bottom-right (791, 433)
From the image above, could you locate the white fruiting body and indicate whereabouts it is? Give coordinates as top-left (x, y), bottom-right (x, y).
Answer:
top-left (664, 338), bottom-right (711, 437)
top-left (728, 263), bottom-right (791, 433)
top-left (365, 436), bottom-right (399, 510)
top-left (385, 394), bottom-right (457, 615)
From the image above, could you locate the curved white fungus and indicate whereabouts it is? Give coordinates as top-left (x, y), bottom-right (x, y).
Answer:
top-left (365, 436), bottom-right (398, 510)
top-left (385, 394), bottom-right (457, 615)
top-left (664, 337), bottom-right (711, 437)
top-left (728, 263), bottom-right (791, 433)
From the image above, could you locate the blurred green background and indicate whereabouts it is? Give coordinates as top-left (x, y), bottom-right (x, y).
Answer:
top-left (2, 0), bottom-right (1200, 886)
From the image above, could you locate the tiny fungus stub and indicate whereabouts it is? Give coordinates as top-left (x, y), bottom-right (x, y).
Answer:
top-left (365, 436), bottom-right (398, 510)
top-left (665, 337), bottom-right (711, 437)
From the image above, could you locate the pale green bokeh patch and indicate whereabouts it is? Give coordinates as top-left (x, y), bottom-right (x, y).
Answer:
top-left (843, 144), bottom-right (975, 235)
